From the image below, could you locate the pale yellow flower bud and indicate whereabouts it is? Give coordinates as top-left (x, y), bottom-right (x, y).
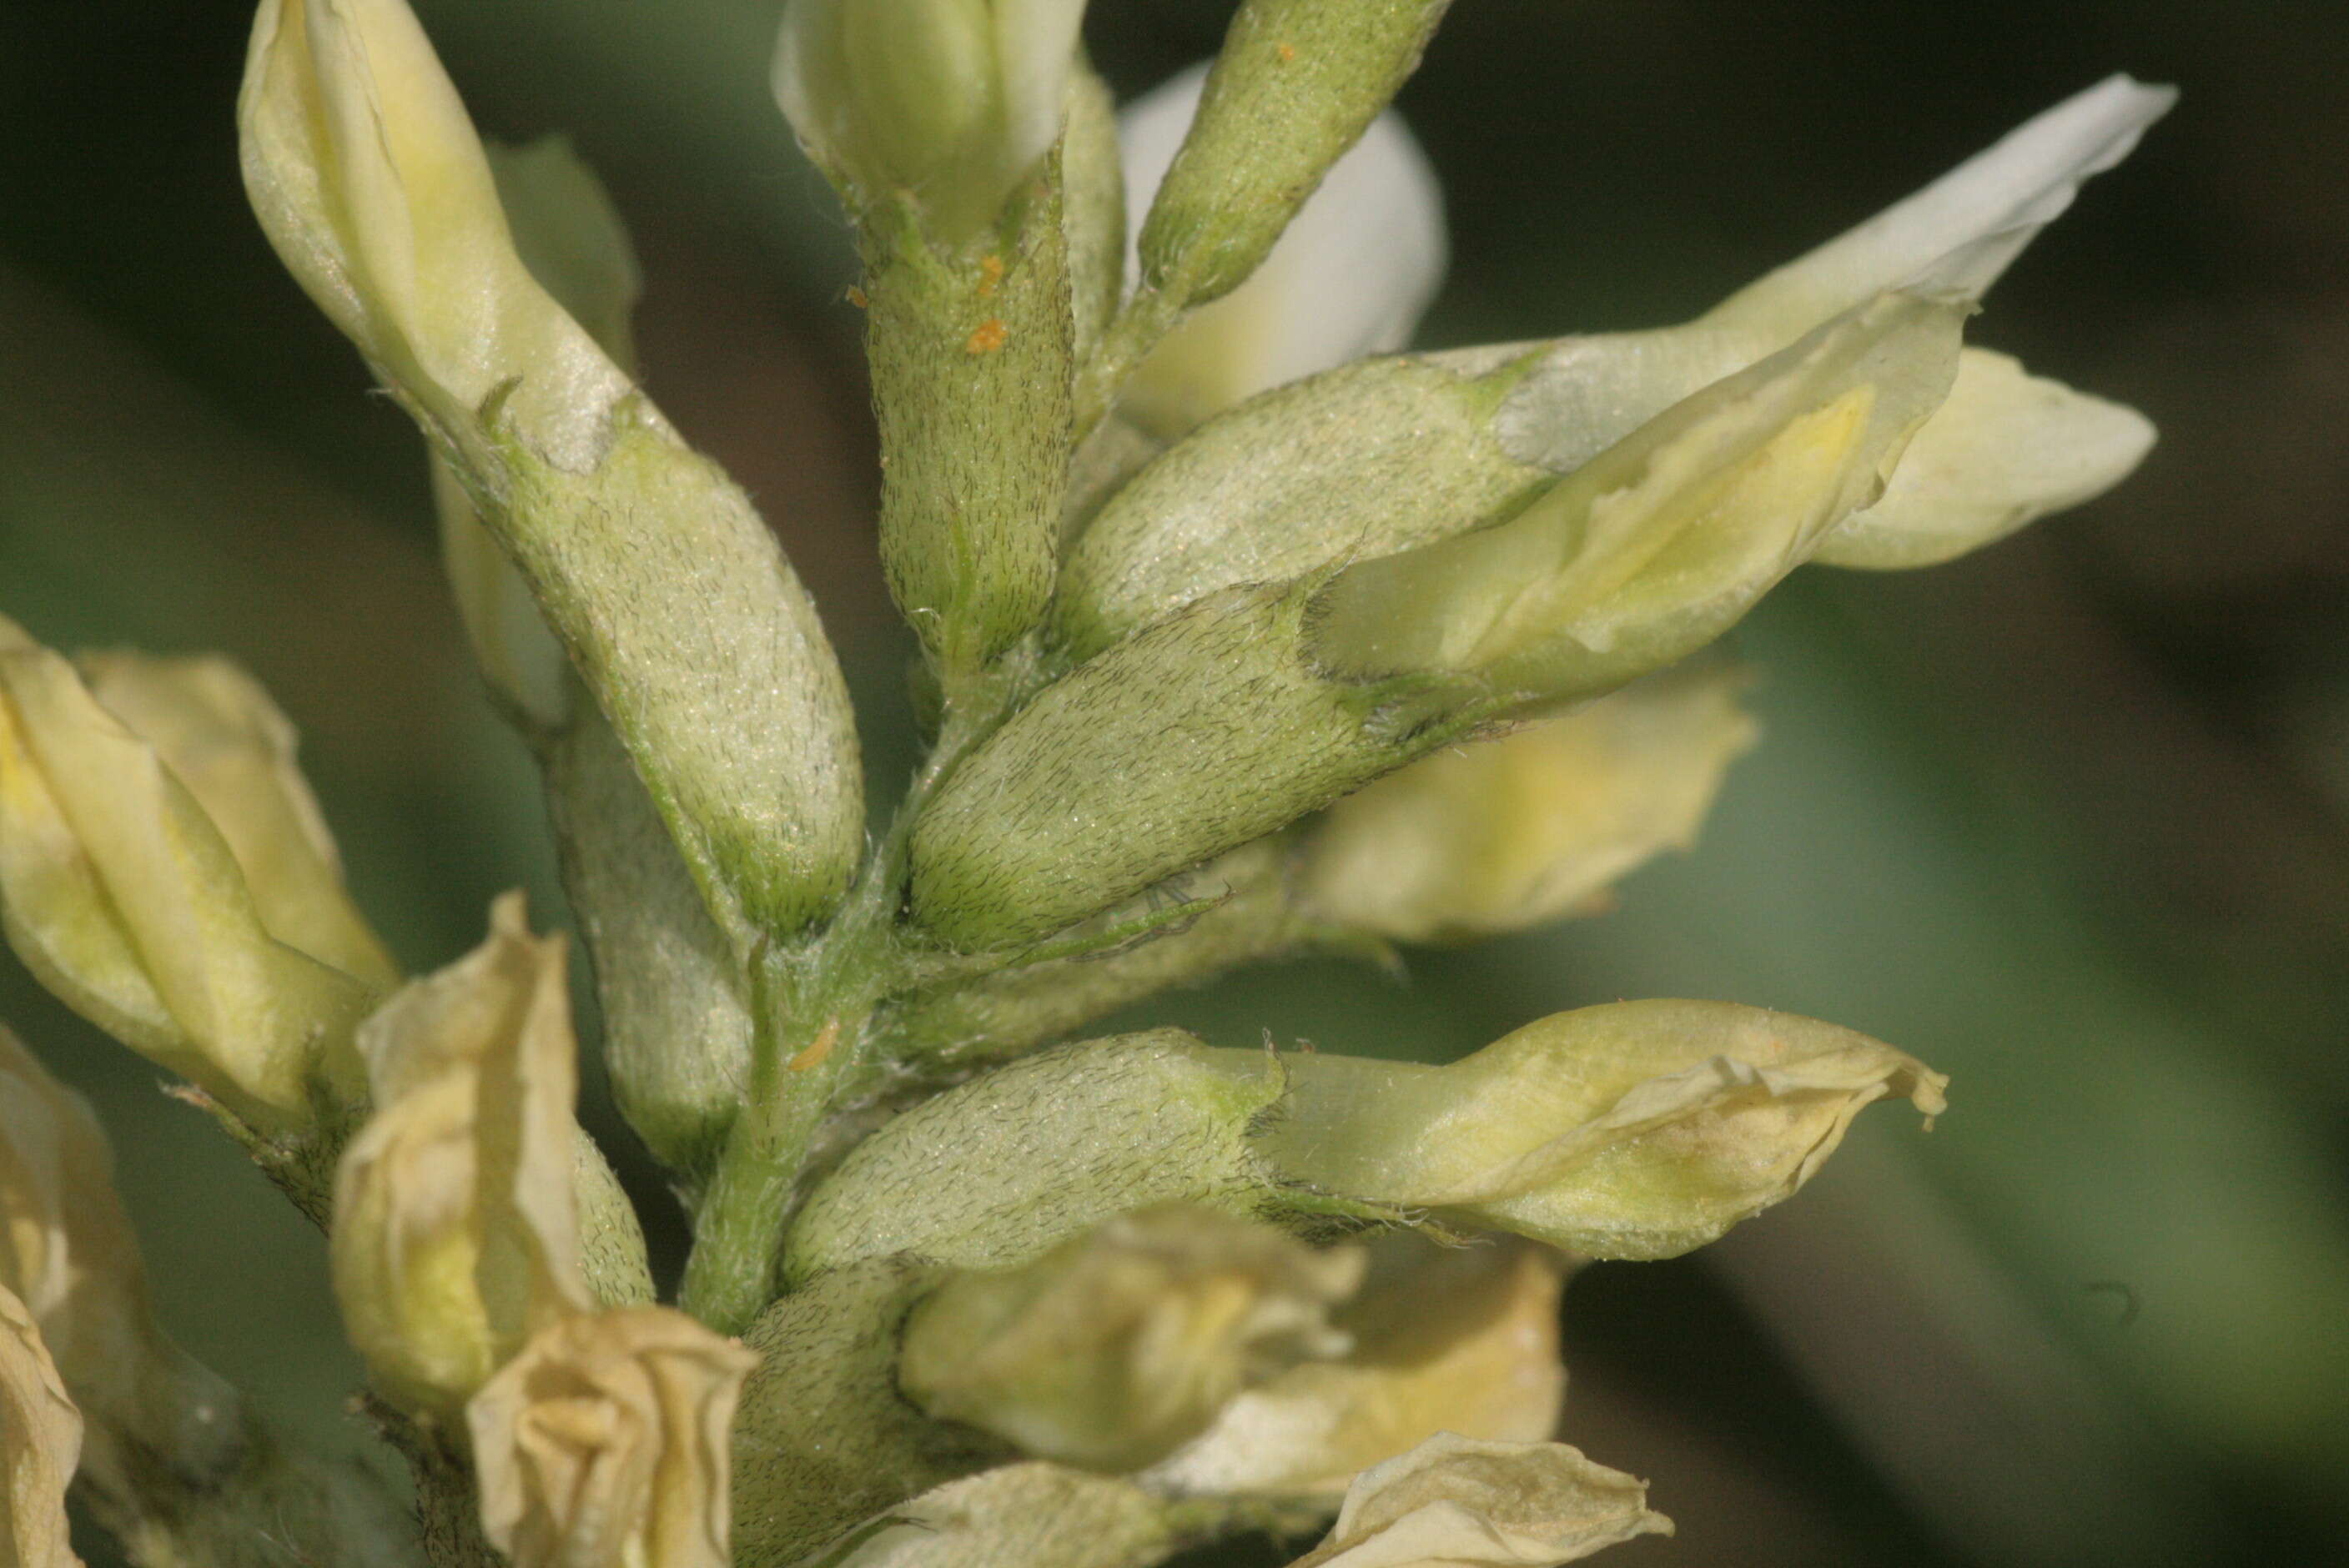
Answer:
top-left (0, 620), bottom-right (376, 1127)
top-left (239, 0), bottom-right (631, 470)
top-left (1285, 1432), bottom-right (1670, 1568)
top-left (774, 0), bottom-right (1087, 237)
top-left (72, 651), bottom-right (398, 990)
top-left (1248, 1000), bottom-right (1948, 1260)
top-left (468, 1306), bottom-right (757, 1568)
top-left (899, 1205), bottom-right (1365, 1472)
top-left (1299, 668), bottom-right (1757, 943)
top-left (1146, 1236), bottom-right (1567, 1497)
top-left (331, 892), bottom-right (592, 1419)
top-left (1, 1284), bottom-right (83, 1568)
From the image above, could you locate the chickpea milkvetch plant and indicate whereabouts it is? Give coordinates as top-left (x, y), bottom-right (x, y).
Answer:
top-left (0, 1), bottom-right (2173, 1565)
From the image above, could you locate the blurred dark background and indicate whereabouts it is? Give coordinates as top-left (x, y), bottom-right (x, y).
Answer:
top-left (4, 3), bottom-right (2346, 1565)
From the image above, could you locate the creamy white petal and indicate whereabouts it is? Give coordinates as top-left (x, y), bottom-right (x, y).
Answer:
top-left (1710, 74), bottom-right (2175, 333)
top-left (1818, 348), bottom-right (2158, 568)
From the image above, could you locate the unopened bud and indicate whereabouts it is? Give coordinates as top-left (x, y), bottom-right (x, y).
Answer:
top-left (73, 651), bottom-right (399, 989)
top-left (1285, 1432), bottom-right (1670, 1568)
top-left (785, 1031), bottom-right (1285, 1280)
top-left (775, 0), bottom-right (1088, 239)
top-left (1136, 1), bottom-right (1452, 314)
top-left (242, 0), bottom-right (865, 941)
top-left (1117, 61), bottom-right (1445, 436)
top-left (469, 1306), bottom-right (757, 1568)
top-left (1248, 1000), bottom-right (1948, 1260)
top-left (0, 621), bottom-right (377, 1126)
top-left (1298, 667), bottom-right (1758, 943)
top-left (900, 1205), bottom-right (1363, 1472)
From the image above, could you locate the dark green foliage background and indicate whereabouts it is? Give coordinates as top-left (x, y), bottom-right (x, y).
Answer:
top-left (3, 3), bottom-right (2346, 1565)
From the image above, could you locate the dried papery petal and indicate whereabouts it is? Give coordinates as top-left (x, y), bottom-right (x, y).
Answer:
top-left (468, 1307), bottom-right (757, 1568)
top-left (0, 1285), bottom-right (83, 1568)
top-left (332, 893), bottom-right (592, 1416)
top-left (1286, 1433), bottom-right (1669, 1568)
top-left (1147, 1236), bottom-right (1567, 1497)
top-left (900, 1205), bottom-right (1365, 1471)
top-left (0, 1027), bottom-right (153, 1407)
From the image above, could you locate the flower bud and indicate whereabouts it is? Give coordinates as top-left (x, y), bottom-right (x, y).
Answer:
top-left (1146, 1235), bottom-right (1567, 1497)
top-left (792, 1008), bottom-right (1941, 1279)
top-left (1117, 62), bottom-right (1444, 436)
top-left (469, 1305), bottom-right (757, 1568)
top-left (1058, 353), bottom-right (1547, 660)
top-left (899, 1205), bottom-right (1364, 1472)
top-left (774, 0), bottom-right (1089, 239)
top-left (546, 713), bottom-right (753, 1192)
top-left (0, 621), bottom-right (376, 1127)
top-left (910, 580), bottom-right (1469, 948)
top-left (0, 1284), bottom-right (83, 1568)
top-left (434, 137), bottom-right (642, 734)
top-left (1310, 289), bottom-right (1968, 704)
top-left (1246, 1000), bottom-right (1948, 1259)
top-left (1285, 1432), bottom-right (1670, 1568)
top-left (331, 892), bottom-right (601, 1419)
top-left (925, 289), bottom-right (1953, 950)
top-left (242, 0), bottom-right (864, 942)
top-left (72, 651), bottom-right (399, 990)
top-left (1297, 667), bottom-right (1758, 943)
top-left (1136, 2), bottom-right (1452, 314)
top-left (785, 1031), bottom-right (1285, 1280)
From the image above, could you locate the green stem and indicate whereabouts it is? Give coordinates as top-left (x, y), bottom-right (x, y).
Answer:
top-left (675, 678), bottom-right (1032, 1332)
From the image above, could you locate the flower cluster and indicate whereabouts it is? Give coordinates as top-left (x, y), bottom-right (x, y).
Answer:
top-left (0, 3), bottom-right (2165, 1566)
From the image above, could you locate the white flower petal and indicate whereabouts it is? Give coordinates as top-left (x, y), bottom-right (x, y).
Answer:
top-left (1818, 347), bottom-right (2158, 568)
top-left (1119, 63), bottom-right (1445, 430)
top-left (1711, 73), bottom-right (2175, 333)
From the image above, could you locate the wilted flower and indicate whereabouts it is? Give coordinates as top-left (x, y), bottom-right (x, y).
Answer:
top-left (1147, 1236), bottom-right (1568, 1498)
top-left (468, 1305), bottom-right (757, 1568)
top-left (0, 620), bottom-right (378, 1127)
top-left (899, 1204), bottom-right (1366, 1471)
top-left (0, 1026), bottom-right (157, 1405)
top-left (1285, 1432), bottom-right (1670, 1568)
top-left (0, 1284), bottom-right (83, 1568)
top-left (331, 892), bottom-right (592, 1419)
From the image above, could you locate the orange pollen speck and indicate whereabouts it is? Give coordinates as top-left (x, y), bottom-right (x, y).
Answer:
top-left (977, 254), bottom-right (1005, 296)
top-left (788, 1018), bottom-right (840, 1073)
top-left (1277, 42), bottom-right (1297, 62)
top-left (844, 285), bottom-right (868, 309)
top-left (964, 319), bottom-right (1009, 354)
